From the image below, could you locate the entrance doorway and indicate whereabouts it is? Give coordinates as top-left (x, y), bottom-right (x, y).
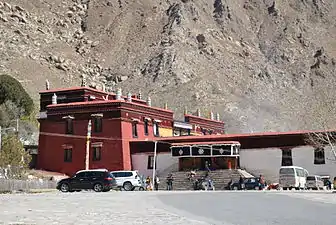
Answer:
top-left (179, 157), bottom-right (239, 171)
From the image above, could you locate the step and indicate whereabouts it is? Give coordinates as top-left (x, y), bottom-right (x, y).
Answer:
top-left (156, 169), bottom-right (243, 191)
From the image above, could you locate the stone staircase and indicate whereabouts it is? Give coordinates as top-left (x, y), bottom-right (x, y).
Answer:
top-left (157, 169), bottom-right (247, 191)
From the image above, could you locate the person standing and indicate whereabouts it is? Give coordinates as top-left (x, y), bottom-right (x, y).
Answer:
top-left (259, 174), bottom-right (265, 190)
top-left (239, 176), bottom-right (244, 190)
top-left (154, 176), bottom-right (160, 191)
top-left (145, 176), bottom-right (152, 191)
top-left (166, 173), bottom-right (174, 191)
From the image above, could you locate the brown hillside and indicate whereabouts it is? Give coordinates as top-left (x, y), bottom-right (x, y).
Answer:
top-left (0, 0), bottom-right (335, 133)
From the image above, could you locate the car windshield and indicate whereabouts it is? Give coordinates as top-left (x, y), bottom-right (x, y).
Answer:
top-left (280, 168), bottom-right (294, 175)
top-left (306, 176), bottom-right (316, 181)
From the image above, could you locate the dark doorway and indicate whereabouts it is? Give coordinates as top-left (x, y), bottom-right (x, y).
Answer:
top-left (179, 157), bottom-right (236, 171)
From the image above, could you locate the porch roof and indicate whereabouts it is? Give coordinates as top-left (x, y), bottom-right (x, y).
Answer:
top-left (171, 141), bottom-right (240, 146)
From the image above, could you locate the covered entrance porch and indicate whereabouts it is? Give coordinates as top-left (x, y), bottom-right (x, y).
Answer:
top-left (178, 157), bottom-right (238, 171)
top-left (170, 141), bottom-right (240, 171)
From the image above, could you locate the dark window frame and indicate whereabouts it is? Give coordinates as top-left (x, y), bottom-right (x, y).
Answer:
top-left (93, 146), bottom-right (102, 161)
top-left (153, 122), bottom-right (160, 137)
top-left (281, 149), bottom-right (293, 166)
top-left (64, 148), bottom-right (72, 162)
top-left (65, 119), bottom-right (73, 134)
top-left (314, 147), bottom-right (325, 165)
top-left (132, 122), bottom-right (138, 138)
top-left (147, 155), bottom-right (156, 169)
top-left (93, 117), bottom-right (103, 133)
top-left (144, 120), bottom-right (149, 136)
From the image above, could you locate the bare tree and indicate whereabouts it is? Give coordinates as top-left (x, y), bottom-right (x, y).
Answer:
top-left (301, 76), bottom-right (336, 161)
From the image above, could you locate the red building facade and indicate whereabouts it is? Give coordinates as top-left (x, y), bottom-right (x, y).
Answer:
top-left (37, 87), bottom-right (225, 175)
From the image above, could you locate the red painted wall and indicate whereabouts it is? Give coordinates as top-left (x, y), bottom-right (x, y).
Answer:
top-left (37, 117), bottom-right (126, 176)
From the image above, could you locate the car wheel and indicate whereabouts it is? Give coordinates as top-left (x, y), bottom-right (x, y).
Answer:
top-left (60, 183), bottom-right (70, 193)
top-left (93, 183), bottom-right (103, 192)
top-left (139, 187), bottom-right (145, 191)
top-left (255, 186), bottom-right (259, 190)
top-left (123, 182), bottom-right (133, 191)
top-left (233, 186), bottom-right (238, 191)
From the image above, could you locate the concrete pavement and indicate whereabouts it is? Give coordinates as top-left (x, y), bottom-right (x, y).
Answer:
top-left (0, 191), bottom-right (335, 225)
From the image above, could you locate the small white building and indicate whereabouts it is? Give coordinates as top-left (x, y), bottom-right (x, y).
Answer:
top-left (241, 145), bottom-right (336, 182)
top-left (130, 132), bottom-right (336, 182)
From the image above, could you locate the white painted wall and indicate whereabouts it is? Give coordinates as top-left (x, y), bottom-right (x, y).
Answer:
top-left (131, 153), bottom-right (178, 178)
top-left (240, 148), bottom-right (282, 182)
top-left (240, 146), bottom-right (336, 183)
top-left (292, 146), bottom-right (336, 179)
top-left (132, 146), bottom-right (336, 182)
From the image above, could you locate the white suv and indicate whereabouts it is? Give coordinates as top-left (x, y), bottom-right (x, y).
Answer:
top-left (110, 170), bottom-right (144, 191)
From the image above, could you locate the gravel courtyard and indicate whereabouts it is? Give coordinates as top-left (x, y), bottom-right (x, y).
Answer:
top-left (0, 191), bottom-right (336, 225)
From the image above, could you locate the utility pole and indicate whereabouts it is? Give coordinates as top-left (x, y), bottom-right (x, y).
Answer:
top-left (0, 126), bottom-right (2, 152)
top-left (85, 119), bottom-right (92, 170)
top-left (152, 141), bottom-right (158, 190)
top-left (16, 119), bottom-right (19, 137)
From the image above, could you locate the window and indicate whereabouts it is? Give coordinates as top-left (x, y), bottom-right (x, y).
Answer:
top-left (314, 147), bottom-right (325, 164)
top-left (295, 168), bottom-right (304, 177)
top-left (93, 117), bottom-right (102, 133)
top-left (180, 129), bottom-right (190, 136)
top-left (93, 146), bottom-right (101, 161)
top-left (144, 120), bottom-right (149, 136)
top-left (279, 168), bottom-right (294, 175)
top-left (76, 172), bottom-right (86, 178)
top-left (64, 148), bottom-right (72, 162)
top-left (281, 149), bottom-right (293, 166)
top-left (147, 155), bottom-right (156, 169)
top-left (132, 122), bottom-right (138, 138)
top-left (124, 172), bottom-right (133, 177)
top-left (153, 122), bottom-right (159, 136)
top-left (307, 176), bottom-right (316, 181)
top-left (87, 171), bottom-right (106, 177)
top-left (111, 172), bottom-right (122, 178)
top-left (65, 119), bottom-right (73, 134)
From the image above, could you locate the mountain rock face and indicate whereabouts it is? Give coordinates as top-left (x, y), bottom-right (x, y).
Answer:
top-left (0, 0), bottom-right (335, 133)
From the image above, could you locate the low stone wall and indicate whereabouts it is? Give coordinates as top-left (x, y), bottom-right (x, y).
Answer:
top-left (0, 179), bottom-right (57, 193)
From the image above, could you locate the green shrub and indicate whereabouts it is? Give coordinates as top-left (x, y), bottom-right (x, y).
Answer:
top-left (0, 74), bottom-right (34, 116)
top-left (0, 134), bottom-right (31, 169)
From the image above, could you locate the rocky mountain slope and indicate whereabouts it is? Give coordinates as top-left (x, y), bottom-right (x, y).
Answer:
top-left (0, 0), bottom-right (335, 133)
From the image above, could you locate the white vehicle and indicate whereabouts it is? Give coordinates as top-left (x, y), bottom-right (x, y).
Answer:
top-left (306, 175), bottom-right (324, 190)
top-left (110, 170), bottom-right (144, 191)
top-left (279, 166), bottom-right (308, 190)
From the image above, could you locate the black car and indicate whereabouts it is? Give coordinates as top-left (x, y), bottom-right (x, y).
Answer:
top-left (230, 177), bottom-right (263, 190)
top-left (57, 169), bottom-right (117, 192)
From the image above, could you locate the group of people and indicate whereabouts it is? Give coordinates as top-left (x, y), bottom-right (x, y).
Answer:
top-left (144, 173), bottom-right (174, 191)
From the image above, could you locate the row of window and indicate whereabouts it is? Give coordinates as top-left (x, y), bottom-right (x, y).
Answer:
top-left (64, 148), bottom-right (157, 166)
top-left (132, 121), bottom-right (160, 138)
top-left (201, 128), bottom-right (214, 135)
top-left (65, 117), bottom-right (102, 134)
top-left (64, 146), bottom-right (101, 162)
top-left (281, 148), bottom-right (326, 166)
top-left (65, 117), bottom-right (160, 138)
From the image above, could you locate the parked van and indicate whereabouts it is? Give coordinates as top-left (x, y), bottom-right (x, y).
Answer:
top-left (279, 166), bottom-right (308, 190)
top-left (306, 175), bottom-right (324, 190)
